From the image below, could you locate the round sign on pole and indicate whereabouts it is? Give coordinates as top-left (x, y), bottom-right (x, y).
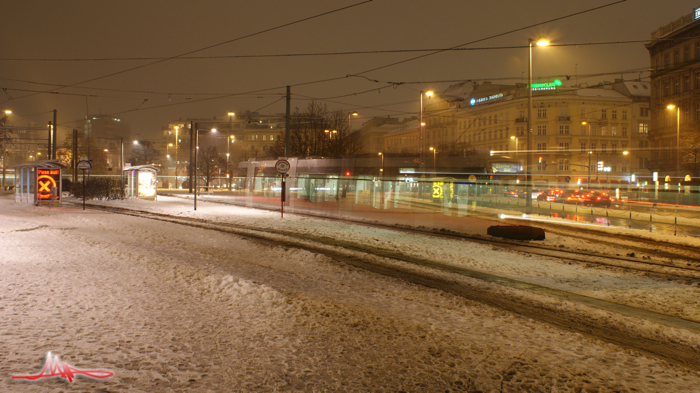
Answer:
top-left (275, 160), bottom-right (290, 174)
top-left (77, 160), bottom-right (91, 170)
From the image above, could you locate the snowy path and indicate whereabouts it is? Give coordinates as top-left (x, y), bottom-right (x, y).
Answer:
top-left (2, 195), bottom-right (700, 392)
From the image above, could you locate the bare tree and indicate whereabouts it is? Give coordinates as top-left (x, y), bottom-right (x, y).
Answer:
top-left (197, 146), bottom-right (225, 187)
top-left (129, 141), bottom-right (161, 166)
top-left (681, 130), bottom-right (700, 177)
top-left (270, 101), bottom-right (362, 157)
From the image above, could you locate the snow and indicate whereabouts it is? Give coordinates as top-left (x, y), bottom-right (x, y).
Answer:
top-left (2, 193), bottom-right (700, 392)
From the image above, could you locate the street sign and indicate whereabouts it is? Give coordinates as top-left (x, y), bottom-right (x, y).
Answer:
top-left (77, 160), bottom-right (91, 170)
top-left (275, 159), bottom-right (290, 174)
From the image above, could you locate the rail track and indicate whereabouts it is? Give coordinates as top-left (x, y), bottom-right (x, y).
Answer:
top-left (71, 200), bottom-right (700, 369)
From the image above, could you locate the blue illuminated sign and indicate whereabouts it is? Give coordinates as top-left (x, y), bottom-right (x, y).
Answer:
top-left (696, 8), bottom-right (700, 20)
top-left (469, 93), bottom-right (504, 106)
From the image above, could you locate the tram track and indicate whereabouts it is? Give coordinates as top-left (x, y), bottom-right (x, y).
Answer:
top-left (162, 193), bottom-right (700, 281)
top-left (70, 200), bottom-right (700, 369)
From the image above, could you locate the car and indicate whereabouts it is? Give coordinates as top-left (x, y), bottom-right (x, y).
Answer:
top-left (537, 189), bottom-right (565, 202)
top-left (580, 191), bottom-right (612, 207)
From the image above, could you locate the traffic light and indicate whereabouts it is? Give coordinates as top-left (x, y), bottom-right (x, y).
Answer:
top-left (538, 156), bottom-right (543, 164)
top-left (345, 171), bottom-right (351, 176)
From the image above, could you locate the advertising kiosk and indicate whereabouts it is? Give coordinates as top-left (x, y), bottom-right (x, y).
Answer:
top-left (13, 160), bottom-right (66, 206)
top-left (123, 165), bottom-right (160, 200)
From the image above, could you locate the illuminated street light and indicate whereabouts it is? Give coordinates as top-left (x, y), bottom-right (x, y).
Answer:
top-left (419, 90), bottom-right (434, 174)
top-left (429, 147), bottom-right (437, 174)
top-left (666, 104), bottom-right (680, 177)
top-left (526, 37), bottom-right (548, 213)
top-left (582, 121), bottom-right (592, 190)
top-left (194, 125), bottom-right (217, 211)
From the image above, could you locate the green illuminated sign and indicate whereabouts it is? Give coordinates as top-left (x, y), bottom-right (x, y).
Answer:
top-left (531, 79), bottom-right (562, 91)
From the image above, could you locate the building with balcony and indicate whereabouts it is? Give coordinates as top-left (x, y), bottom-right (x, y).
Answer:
top-left (422, 79), bottom-right (650, 188)
top-left (646, 7), bottom-right (700, 178)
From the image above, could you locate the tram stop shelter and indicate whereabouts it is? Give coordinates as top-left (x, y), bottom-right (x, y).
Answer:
top-left (123, 164), bottom-right (160, 200)
top-left (13, 160), bottom-right (67, 206)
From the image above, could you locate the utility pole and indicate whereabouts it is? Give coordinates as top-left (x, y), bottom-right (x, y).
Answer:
top-left (47, 121), bottom-right (52, 158)
top-left (52, 109), bottom-right (57, 159)
top-left (189, 121), bottom-right (194, 193)
top-left (285, 86), bottom-right (291, 157)
top-left (72, 129), bottom-right (78, 182)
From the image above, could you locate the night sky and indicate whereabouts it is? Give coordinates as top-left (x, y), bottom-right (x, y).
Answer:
top-left (1, 0), bottom-right (696, 141)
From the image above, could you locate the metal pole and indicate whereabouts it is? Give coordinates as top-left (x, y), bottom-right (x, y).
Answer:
top-left (587, 123), bottom-right (591, 190)
top-left (189, 121), bottom-right (194, 193)
top-left (526, 40), bottom-right (533, 214)
top-left (47, 121), bottom-right (52, 158)
top-left (285, 86), bottom-right (291, 157)
top-left (52, 109), bottom-right (57, 159)
top-left (676, 106), bottom-right (680, 205)
top-left (194, 124), bottom-right (198, 211)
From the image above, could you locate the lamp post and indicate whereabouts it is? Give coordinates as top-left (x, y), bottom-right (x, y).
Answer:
top-left (666, 104), bottom-right (680, 177)
top-left (419, 91), bottom-right (433, 174)
top-left (623, 150), bottom-right (630, 196)
top-left (510, 135), bottom-right (519, 162)
top-left (166, 143), bottom-right (173, 188)
top-left (2, 110), bottom-right (11, 189)
top-left (582, 121), bottom-right (592, 190)
top-left (348, 111), bottom-right (358, 133)
top-left (378, 151), bottom-right (384, 203)
top-left (194, 125), bottom-right (217, 211)
top-left (174, 126), bottom-right (179, 189)
top-left (227, 135), bottom-right (235, 190)
top-left (526, 37), bottom-right (548, 214)
top-left (429, 147), bottom-right (437, 174)
top-left (667, 104), bottom-right (681, 204)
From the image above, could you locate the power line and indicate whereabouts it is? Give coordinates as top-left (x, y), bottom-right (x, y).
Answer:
top-left (350, 0), bottom-right (628, 76)
top-left (0, 40), bottom-right (650, 62)
top-left (9, 0), bottom-right (374, 102)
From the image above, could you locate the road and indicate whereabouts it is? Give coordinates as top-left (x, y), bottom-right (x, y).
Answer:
top-left (2, 194), bottom-right (700, 392)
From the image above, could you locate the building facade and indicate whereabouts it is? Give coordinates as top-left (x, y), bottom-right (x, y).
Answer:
top-left (420, 79), bottom-right (651, 187)
top-left (646, 7), bottom-right (700, 178)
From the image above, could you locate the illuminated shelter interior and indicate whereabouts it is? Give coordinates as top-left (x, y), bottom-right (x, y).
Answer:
top-left (122, 165), bottom-right (160, 200)
top-left (12, 160), bottom-right (66, 206)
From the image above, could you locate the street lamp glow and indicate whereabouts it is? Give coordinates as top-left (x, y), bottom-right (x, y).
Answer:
top-left (133, 140), bottom-right (139, 144)
top-left (623, 151), bottom-right (629, 155)
top-left (667, 104), bottom-right (676, 110)
top-left (535, 38), bottom-right (549, 46)
top-left (425, 91), bottom-right (434, 97)
top-left (104, 149), bottom-right (109, 152)
top-left (351, 111), bottom-right (358, 116)
top-left (4, 110), bottom-right (11, 115)
top-left (228, 112), bottom-right (235, 116)
top-left (211, 128), bottom-right (217, 133)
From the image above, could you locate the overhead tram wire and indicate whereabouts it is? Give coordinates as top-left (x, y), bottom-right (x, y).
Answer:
top-left (349, 0), bottom-right (628, 77)
top-left (5, 0), bottom-right (374, 103)
top-left (25, 1), bottom-right (645, 128)
top-left (1, 65), bottom-right (650, 103)
top-left (0, 40), bottom-right (651, 62)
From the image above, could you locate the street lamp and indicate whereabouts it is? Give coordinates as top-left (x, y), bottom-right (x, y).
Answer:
top-left (429, 147), bottom-right (437, 174)
top-left (2, 110), bottom-right (11, 189)
top-left (510, 135), bottom-right (519, 162)
top-left (378, 152), bottom-right (384, 175)
top-left (226, 134), bottom-right (235, 190)
top-left (582, 121), bottom-right (592, 190)
top-left (526, 37), bottom-right (548, 213)
top-left (348, 111), bottom-right (358, 133)
top-left (194, 125), bottom-right (217, 211)
top-left (666, 104), bottom-right (680, 177)
top-left (419, 91), bottom-right (433, 174)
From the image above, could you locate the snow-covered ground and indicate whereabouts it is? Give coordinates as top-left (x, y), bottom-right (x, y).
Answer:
top-left (2, 194), bottom-right (700, 392)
